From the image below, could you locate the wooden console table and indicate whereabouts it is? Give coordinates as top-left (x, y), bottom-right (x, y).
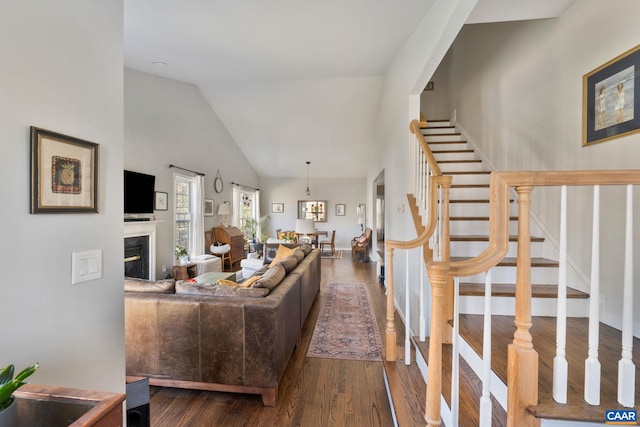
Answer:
top-left (13, 383), bottom-right (125, 426)
top-left (173, 262), bottom-right (197, 280)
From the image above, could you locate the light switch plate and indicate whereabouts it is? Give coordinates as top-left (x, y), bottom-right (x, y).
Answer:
top-left (72, 249), bottom-right (103, 285)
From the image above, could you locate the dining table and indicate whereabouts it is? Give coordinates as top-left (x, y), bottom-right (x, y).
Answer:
top-left (295, 230), bottom-right (327, 248)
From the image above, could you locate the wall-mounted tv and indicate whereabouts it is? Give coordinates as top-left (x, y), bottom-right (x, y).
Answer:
top-left (124, 170), bottom-right (155, 214)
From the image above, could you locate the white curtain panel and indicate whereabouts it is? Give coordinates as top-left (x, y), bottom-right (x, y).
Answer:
top-left (191, 174), bottom-right (205, 256)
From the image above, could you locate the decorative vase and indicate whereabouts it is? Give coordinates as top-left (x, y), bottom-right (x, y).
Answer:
top-left (178, 255), bottom-right (189, 265)
top-left (0, 397), bottom-right (18, 427)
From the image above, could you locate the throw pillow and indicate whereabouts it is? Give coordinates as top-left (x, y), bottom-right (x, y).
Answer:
top-left (299, 243), bottom-right (312, 256)
top-left (252, 263), bottom-right (286, 290)
top-left (217, 276), bottom-right (259, 288)
top-left (269, 245), bottom-right (297, 268)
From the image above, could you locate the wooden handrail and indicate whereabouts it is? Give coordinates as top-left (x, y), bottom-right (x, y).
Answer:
top-left (410, 119), bottom-right (442, 176)
top-left (426, 169), bottom-right (640, 426)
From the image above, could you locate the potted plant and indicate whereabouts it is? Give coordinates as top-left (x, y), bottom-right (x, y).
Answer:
top-left (175, 246), bottom-right (189, 265)
top-left (0, 363), bottom-right (39, 426)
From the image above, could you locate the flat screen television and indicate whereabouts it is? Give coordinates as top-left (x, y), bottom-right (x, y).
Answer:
top-left (124, 170), bottom-right (155, 214)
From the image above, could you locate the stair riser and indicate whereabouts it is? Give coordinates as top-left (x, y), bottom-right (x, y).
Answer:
top-left (424, 134), bottom-right (464, 142)
top-left (422, 127), bottom-right (457, 135)
top-left (424, 121), bottom-right (452, 127)
top-left (449, 187), bottom-right (490, 199)
top-left (444, 174), bottom-right (491, 185)
top-left (458, 296), bottom-right (588, 317)
top-left (432, 152), bottom-right (476, 161)
top-left (450, 240), bottom-right (543, 258)
top-left (450, 221), bottom-right (519, 235)
top-left (463, 266), bottom-right (559, 284)
top-left (429, 142), bottom-right (469, 151)
top-left (439, 163), bottom-right (486, 173)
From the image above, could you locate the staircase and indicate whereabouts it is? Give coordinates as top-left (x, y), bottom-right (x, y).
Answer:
top-left (383, 120), bottom-right (640, 426)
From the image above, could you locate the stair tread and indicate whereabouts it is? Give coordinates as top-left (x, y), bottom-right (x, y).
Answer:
top-left (455, 315), bottom-right (640, 422)
top-left (451, 256), bottom-right (559, 267)
top-left (432, 149), bottom-right (475, 153)
top-left (449, 199), bottom-right (514, 203)
top-left (427, 140), bottom-right (468, 144)
top-left (446, 171), bottom-right (491, 175)
top-left (438, 159), bottom-right (483, 164)
top-left (451, 234), bottom-right (544, 242)
top-left (459, 283), bottom-right (589, 298)
top-left (451, 184), bottom-right (489, 188)
top-left (451, 216), bottom-right (518, 221)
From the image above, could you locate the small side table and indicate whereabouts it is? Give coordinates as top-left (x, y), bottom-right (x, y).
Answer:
top-left (173, 263), bottom-right (197, 280)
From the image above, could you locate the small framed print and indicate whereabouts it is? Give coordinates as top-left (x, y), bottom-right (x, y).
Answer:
top-left (272, 203), bottom-right (284, 213)
top-left (335, 203), bottom-right (346, 216)
top-left (155, 191), bottom-right (168, 211)
top-left (30, 126), bottom-right (99, 213)
top-left (204, 198), bottom-right (214, 216)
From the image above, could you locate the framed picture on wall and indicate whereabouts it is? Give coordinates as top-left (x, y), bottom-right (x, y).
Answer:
top-left (335, 203), bottom-right (346, 216)
top-left (204, 199), bottom-right (214, 216)
top-left (271, 203), bottom-right (284, 213)
top-left (583, 44), bottom-right (640, 146)
top-left (30, 126), bottom-right (99, 213)
top-left (155, 191), bottom-right (168, 211)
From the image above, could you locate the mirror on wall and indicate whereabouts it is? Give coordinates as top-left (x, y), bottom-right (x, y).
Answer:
top-left (297, 200), bottom-right (327, 222)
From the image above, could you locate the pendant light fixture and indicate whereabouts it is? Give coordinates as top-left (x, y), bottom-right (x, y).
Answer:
top-left (305, 161), bottom-right (311, 196)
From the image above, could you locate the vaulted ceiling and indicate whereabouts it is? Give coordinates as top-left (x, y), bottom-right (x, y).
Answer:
top-left (124, 0), bottom-right (576, 179)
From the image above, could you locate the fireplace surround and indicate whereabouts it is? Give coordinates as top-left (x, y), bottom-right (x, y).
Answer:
top-left (124, 221), bottom-right (158, 280)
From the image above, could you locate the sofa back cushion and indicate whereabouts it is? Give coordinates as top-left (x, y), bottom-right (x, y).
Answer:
top-left (252, 263), bottom-right (286, 290)
top-left (125, 277), bottom-right (175, 293)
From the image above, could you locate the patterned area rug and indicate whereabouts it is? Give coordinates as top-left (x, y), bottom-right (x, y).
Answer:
top-left (320, 250), bottom-right (342, 259)
top-left (307, 282), bottom-right (383, 361)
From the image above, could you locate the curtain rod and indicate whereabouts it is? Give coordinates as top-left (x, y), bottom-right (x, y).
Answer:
top-left (231, 182), bottom-right (259, 191)
top-left (169, 164), bottom-right (205, 176)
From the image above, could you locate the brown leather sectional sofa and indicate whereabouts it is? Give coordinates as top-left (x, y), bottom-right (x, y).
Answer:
top-left (124, 245), bottom-right (321, 406)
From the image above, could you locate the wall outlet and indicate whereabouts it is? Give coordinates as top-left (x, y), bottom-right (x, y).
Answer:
top-left (71, 249), bottom-right (102, 285)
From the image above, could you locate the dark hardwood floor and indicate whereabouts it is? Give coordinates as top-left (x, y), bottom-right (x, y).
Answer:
top-left (148, 251), bottom-right (399, 427)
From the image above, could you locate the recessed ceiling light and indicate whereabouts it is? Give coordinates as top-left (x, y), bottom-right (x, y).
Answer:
top-left (152, 61), bottom-right (167, 67)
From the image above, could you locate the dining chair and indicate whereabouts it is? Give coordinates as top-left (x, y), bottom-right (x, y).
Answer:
top-left (319, 230), bottom-right (336, 255)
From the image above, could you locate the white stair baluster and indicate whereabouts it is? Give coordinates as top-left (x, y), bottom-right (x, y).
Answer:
top-left (479, 269), bottom-right (493, 427)
top-left (419, 244), bottom-right (426, 341)
top-left (585, 185), bottom-right (601, 405)
top-left (405, 249), bottom-right (411, 365)
top-left (451, 276), bottom-right (460, 427)
top-left (618, 184), bottom-right (635, 407)
top-left (553, 185), bottom-right (568, 403)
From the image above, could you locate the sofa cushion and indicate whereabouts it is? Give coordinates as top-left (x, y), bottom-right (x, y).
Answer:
top-left (293, 249), bottom-right (305, 262)
top-left (218, 276), bottom-right (259, 288)
top-left (213, 285), bottom-right (269, 298)
top-left (299, 243), bottom-right (312, 256)
top-left (252, 263), bottom-right (286, 290)
top-left (175, 280), bottom-right (217, 296)
top-left (268, 245), bottom-right (297, 268)
top-left (279, 255), bottom-right (298, 273)
top-left (125, 277), bottom-right (175, 293)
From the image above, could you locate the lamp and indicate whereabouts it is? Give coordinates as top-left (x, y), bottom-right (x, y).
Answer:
top-left (217, 202), bottom-right (232, 227)
top-left (295, 218), bottom-right (316, 244)
top-left (305, 161), bottom-right (311, 196)
top-left (357, 216), bottom-right (364, 233)
top-left (357, 204), bottom-right (366, 232)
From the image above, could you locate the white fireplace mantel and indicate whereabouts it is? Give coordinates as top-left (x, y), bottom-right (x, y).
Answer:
top-left (124, 221), bottom-right (160, 280)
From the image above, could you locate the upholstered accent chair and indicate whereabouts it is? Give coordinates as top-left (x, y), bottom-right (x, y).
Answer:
top-left (351, 227), bottom-right (372, 262)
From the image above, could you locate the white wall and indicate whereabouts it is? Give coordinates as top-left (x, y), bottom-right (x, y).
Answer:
top-left (259, 177), bottom-right (367, 250)
top-left (449, 0), bottom-right (640, 329)
top-left (421, 49), bottom-right (452, 120)
top-left (124, 69), bottom-right (260, 276)
top-left (369, 0), bottom-right (477, 335)
top-left (0, 1), bottom-right (125, 392)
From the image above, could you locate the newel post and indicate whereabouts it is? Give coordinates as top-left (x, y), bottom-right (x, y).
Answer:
top-left (507, 185), bottom-right (540, 427)
top-left (385, 246), bottom-right (397, 361)
top-left (425, 261), bottom-right (449, 427)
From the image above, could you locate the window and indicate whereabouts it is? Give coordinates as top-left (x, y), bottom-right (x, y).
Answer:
top-left (174, 174), bottom-right (193, 253)
top-left (232, 186), bottom-right (261, 241)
